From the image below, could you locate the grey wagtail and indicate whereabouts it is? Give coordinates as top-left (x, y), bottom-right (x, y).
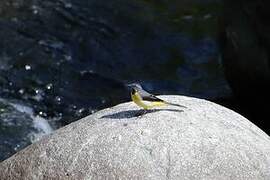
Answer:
top-left (128, 83), bottom-right (187, 110)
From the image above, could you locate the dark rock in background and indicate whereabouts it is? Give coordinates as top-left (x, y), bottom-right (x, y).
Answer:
top-left (219, 0), bottom-right (270, 133)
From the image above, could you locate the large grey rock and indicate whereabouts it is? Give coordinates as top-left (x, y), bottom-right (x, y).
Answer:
top-left (0, 95), bottom-right (270, 180)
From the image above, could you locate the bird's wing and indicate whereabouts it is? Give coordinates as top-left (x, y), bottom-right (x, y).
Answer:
top-left (139, 89), bottom-right (164, 102)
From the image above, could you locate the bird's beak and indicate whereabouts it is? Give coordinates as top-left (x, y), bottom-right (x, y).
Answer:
top-left (124, 84), bottom-right (132, 92)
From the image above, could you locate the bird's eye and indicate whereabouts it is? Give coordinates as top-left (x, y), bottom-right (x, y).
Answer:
top-left (131, 88), bottom-right (136, 94)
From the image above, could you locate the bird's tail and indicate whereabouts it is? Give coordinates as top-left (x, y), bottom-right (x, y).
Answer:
top-left (165, 102), bottom-right (187, 108)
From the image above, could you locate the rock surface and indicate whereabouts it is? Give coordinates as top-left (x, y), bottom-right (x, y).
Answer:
top-left (0, 95), bottom-right (270, 180)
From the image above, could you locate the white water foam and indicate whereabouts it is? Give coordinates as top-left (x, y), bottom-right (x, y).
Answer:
top-left (8, 102), bottom-right (54, 142)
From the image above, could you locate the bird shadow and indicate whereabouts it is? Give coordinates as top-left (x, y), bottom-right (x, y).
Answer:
top-left (100, 108), bottom-right (184, 119)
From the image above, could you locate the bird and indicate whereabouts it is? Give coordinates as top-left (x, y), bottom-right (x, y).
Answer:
top-left (127, 83), bottom-right (187, 110)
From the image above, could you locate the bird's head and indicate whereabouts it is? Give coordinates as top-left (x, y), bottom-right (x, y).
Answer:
top-left (127, 83), bottom-right (143, 95)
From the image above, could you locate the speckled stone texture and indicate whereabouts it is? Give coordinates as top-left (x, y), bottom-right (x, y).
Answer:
top-left (0, 96), bottom-right (270, 180)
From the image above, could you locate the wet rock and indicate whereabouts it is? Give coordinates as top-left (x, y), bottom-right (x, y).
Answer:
top-left (1, 96), bottom-right (269, 179)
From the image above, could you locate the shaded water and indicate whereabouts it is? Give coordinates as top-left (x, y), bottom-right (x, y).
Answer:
top-left (0, 99), bottom-right (52, 160)
top-left (0, 0), bottom-right (227, 161)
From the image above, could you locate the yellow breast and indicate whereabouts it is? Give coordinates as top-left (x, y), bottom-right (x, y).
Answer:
top-left (131, 92), bottom-right (165, 110)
